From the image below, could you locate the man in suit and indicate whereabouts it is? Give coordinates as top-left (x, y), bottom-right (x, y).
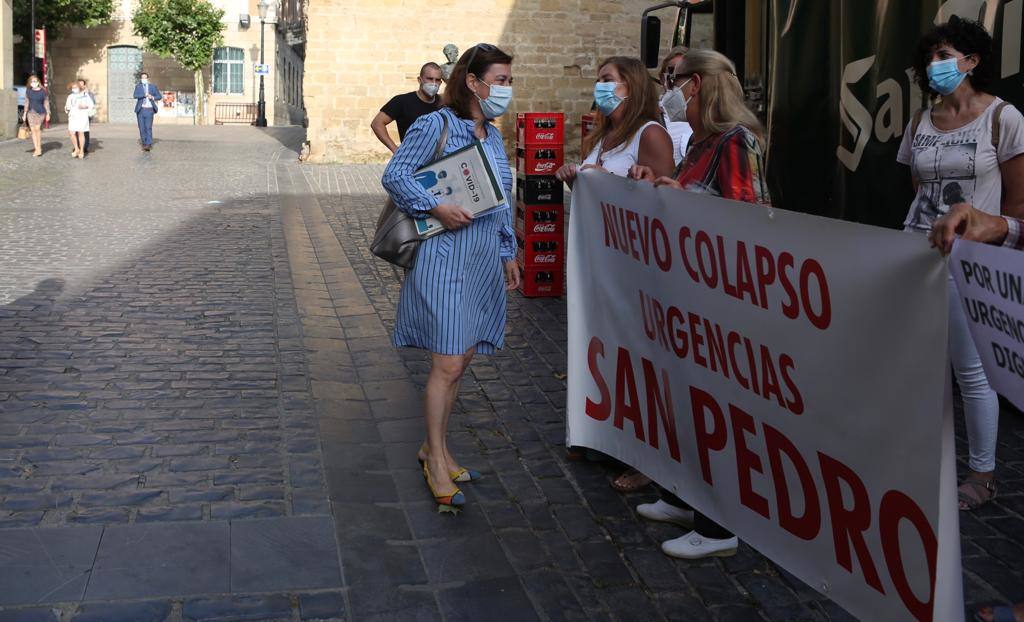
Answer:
top-left (133, 72), bottom-right (160, 152)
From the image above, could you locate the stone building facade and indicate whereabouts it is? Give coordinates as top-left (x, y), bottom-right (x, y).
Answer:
top-left (0, 0), bottom-right (15, 138)
top-left (303, 0), bottom-right (689, 163)
top-left (45, 0), bottom-right (304, 126)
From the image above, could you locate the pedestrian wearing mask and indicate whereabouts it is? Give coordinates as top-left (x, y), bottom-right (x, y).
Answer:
top-left (658, 46), bottom-right (693, 165)
top-left (630, 49), bottom-right (769, 560)
top-left (372, 62), bottom-right (445, 154)
top-left (381, 44), bottom-right (520, 512)
top-left (555, 56), bottom-right (674, 187)
top-left (21, 74), bottom-right (50, 157)
top-left (64, 81), bottom-right (95, 160)
top-left (898, 16), bottom-right (1024, 512)
top-left (134, 72), bottom-right (160, 152)
top-left (75, 79), bottom-right (96, 155)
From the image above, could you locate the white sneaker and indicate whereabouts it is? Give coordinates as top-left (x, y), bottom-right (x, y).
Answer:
top-left (636, 500), bottom-right (694, 527)
top-left (661, 531), bottom-right (739, 559)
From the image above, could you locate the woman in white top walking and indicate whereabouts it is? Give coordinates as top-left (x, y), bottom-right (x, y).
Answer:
top-left (64, 81), bottom-right (94, 159)
top-left (556, 56), bottom-right (674, 186)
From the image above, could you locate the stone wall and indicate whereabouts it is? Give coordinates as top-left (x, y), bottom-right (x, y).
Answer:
top-left (303, 0), bottom-right (685, 163)
top-left (0, 0), bottom-right (17, 139)
top-left (47, 0), bottom-right (296, 126)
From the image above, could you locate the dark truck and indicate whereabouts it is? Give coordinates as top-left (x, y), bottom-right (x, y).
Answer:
top-left (641, 0), bottom-right (1024, 228)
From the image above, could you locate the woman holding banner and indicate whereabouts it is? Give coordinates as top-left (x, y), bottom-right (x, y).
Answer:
top-left (931, 206), bottom-right (1024, 622)
top-left (628, 48), bottom-right (769, 559)
top-left (554, 56), bottom-right (674, 186)
top-left (898, 16), bottom-right (1024, 512)
top-left (381, 44), bottom-right (520, 512)
top-left (556, 56), bottom-right (674, 493)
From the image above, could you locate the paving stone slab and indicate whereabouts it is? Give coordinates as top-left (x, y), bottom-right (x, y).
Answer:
top-left (230, 516), bottom-right (342, 592)
top-left (86, 522), bottom-right (230, 600)
top-left (0, 526), bottom-right (102, 606)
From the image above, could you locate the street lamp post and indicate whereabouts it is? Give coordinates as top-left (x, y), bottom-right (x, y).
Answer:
top-left (255, 0), bottom-right (269, 127)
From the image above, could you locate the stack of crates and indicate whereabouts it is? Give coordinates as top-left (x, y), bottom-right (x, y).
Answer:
top-left (515, 112), bottom-right (565, 297)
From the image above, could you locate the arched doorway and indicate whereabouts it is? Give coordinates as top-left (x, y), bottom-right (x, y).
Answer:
top-left (107, 45), bottom-right (142, 123)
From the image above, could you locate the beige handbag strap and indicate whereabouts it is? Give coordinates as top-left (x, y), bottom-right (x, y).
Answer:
top-left (992, 101), bottom-right (1010, 149)
top-left (911, 108), bottom-right (924, 140)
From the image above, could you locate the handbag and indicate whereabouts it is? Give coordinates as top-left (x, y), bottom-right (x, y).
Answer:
top-left (17, 120), bottom-right (29, 140)
top-left (370, 116), bottom-right (449, 269)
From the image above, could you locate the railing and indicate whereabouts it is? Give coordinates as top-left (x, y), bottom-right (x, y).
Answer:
top-left (214, 103), bottom-right (257, 125)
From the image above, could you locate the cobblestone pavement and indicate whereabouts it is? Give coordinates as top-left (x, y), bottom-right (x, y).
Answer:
top-left (0, 126), bottom-right (1021, 621)
top-left (305, 164), bottom-right (1024, 622)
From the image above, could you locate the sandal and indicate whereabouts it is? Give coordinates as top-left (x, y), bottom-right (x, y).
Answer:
top-left (418, 444), bottom-right (481, 483)
top-left (959, 475), bottom-right (997, 511)
top-left (611, 468), bottom-right (652, 493)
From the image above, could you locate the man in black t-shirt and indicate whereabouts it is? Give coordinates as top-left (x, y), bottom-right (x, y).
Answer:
top-left (370, 62), bottom-right (444, 153)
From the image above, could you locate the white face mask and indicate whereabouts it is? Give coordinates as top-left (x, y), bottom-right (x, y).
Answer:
top-left (660, 79), bottom-right (692, 123)
top-left (72, 87), bottom-right (80, 94)
top-left (141, 78), bottom-right (149, 85)
top-left (422, 82), bottom-right (440, 97)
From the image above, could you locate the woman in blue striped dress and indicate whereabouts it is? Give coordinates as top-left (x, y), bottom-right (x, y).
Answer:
top-left (381, 44), bottom-right (520, 510)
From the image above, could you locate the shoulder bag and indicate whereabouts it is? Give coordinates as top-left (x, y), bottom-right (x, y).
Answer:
top-left (370, 115), bottom-right (449, 269)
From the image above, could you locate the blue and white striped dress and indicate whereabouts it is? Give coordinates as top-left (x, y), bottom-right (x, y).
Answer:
top-left (381, 107), bottom-right (516, 355)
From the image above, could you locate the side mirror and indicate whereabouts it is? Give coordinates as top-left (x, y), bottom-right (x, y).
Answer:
top-left (642, 15), bottom-right (662, 69)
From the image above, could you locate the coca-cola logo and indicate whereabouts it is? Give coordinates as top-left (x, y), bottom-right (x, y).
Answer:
top-left (533, 224), bottom-right (557, 233)
top-left (536, 254), bottom-right (558, 263)
top-left (537, 193), bottom-right (553, 201)
top-left (534, 162), bottom-right (557, 173)
top-left (535, 132), bottom-right (555, 140)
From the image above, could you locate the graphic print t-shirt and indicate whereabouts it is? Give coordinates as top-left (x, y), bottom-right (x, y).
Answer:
top-left (897, 98), bottom-right (1024, 233)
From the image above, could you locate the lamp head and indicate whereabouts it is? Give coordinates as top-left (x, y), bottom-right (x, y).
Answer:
top-left (257, 0), bottom-right (269, 20)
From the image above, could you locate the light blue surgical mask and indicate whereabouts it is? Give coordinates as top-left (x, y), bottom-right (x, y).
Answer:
top-left (927, 56), bottom-right (969, 95)
top-left (594, 82), bottom-right (625, 116)
top-left (476, 82), bottom-right (512, 119)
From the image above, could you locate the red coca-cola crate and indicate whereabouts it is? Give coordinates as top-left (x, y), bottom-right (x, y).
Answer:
top-left (516, 175), bottom-right (564, 205)
top-left (516, 146), bottom-right (564, 177)
top-left (519, 263), bottom-right (564, 297)
top-left (517, 112), bottom-right (565, 146)
top-left (516, 203), bottom-right (563, 237)
top-left (517, 233), bottom-right (564, 268)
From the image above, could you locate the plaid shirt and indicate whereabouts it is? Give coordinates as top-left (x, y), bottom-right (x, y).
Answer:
top-left (1004, 216), bottom-right (1024, 250)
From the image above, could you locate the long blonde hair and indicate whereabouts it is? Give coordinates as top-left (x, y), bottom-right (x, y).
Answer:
top-left (677, 49), bottom-right (765, 146)
top-left (582, 56), bottom-right (661, 157)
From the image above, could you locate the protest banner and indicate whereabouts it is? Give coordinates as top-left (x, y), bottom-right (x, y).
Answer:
top-left (950, 239), bottom-right (1024, 411)
top-left (566, 171), bottom-right (963, 621)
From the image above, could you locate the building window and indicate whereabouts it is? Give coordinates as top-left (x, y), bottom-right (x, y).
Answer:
top-left (213, 47), bottom-right (244, 94)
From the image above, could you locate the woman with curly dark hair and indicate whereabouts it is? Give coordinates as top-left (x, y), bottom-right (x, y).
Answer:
top-left (898, 15), bottom-right (1024, 514)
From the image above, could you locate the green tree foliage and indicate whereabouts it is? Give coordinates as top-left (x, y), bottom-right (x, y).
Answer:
top-left (132, 0), bottom-right (225, 124)
top-left (13, 0), bottom-right (115, 38)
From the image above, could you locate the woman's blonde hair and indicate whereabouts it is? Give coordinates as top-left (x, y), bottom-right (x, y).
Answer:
top-left (676, 49), bottom-right (765, 146)
top-left (582, 56), bottom-right (661, 157)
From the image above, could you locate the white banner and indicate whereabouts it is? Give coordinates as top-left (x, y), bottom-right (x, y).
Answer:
top-left (566, 172), bottom-right (963, 622)
top-left (950, 239), bottom-right (1024, 411)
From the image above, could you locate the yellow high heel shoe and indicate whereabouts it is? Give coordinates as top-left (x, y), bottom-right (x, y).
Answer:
top-left (418, 445), bottom-right (482, 483)
top-left (423, 462), bottom-right (465, 513)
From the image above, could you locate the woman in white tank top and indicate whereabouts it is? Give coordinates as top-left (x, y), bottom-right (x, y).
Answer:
top-left (556, 56), bottom-right (675, 187)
